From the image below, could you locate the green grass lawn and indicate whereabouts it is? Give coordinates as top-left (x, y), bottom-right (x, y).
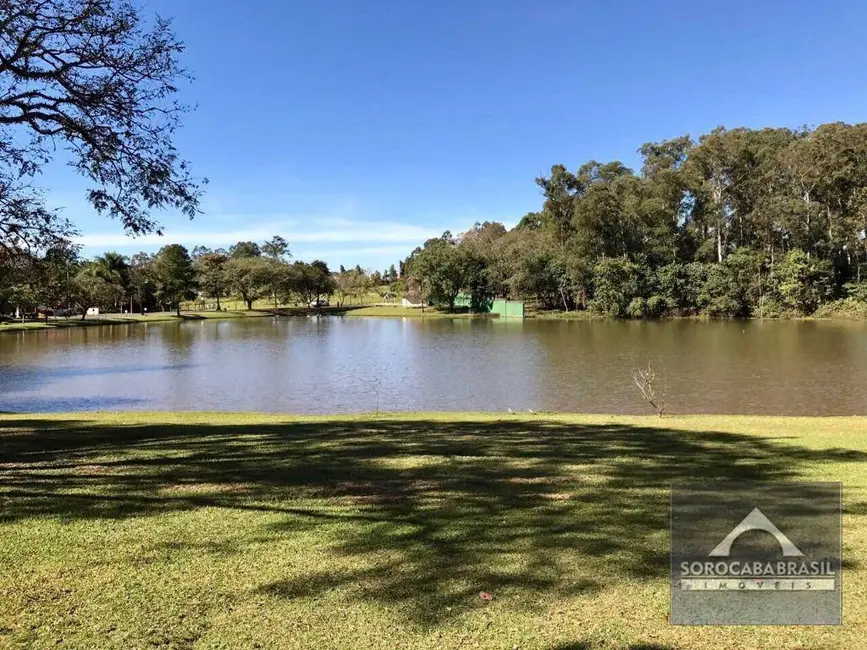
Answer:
top-left (0, 310), bottom-right (268, 332)
top-left (1, 413), bottom-right (865, 649)
top-left (0, 306), bottom-right (365, 333)
top-left (0, 303), bottom-right (396, 333)
top-left (182, 293), bottom-right (385, 312)
top-left (346, 305), bottom-right (484, 318)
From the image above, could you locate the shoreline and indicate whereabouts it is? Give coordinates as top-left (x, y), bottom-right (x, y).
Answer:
top-left (0, 305), bottom-right (361, 333)
top-left (3, 304), bottom-right (865, 333)
top-left (2, 411), bottom-right (865, 422)
top-left (0, 304), bottom-right (491, 333)
top-left (0, 309), bottom-right (270, 333)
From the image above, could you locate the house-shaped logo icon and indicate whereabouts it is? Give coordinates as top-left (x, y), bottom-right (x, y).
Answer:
top-left (708, 507), bottom-right (804, 557)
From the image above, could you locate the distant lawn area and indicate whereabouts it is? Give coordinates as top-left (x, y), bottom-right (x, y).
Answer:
top-left (346, 305), bottom-right (483, 318)
top-left (181, 293), bottom-right (384, 312)
top-left (0, 304), bottom-right (395, 333)
top-left (0, 310), bottom-right (267, 332)
top-left (1, 413), bottom-right (865, 649)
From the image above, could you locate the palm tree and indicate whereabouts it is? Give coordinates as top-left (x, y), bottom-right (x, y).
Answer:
top-left (73, 262), bottom-right (125, 319)
top-left (93, 252), bottom-right (130, 312)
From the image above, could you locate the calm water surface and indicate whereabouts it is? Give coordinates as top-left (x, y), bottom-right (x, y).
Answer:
top-left (1, 317), bottom-right (865, 414)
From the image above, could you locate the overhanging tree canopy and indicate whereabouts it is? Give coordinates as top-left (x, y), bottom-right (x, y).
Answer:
top-left (0, 0), bottom-right (204, 253)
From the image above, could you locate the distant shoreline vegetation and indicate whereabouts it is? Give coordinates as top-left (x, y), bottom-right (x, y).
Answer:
top-left (5, 122), bottom-right (867, 322)
top-left (401, 121), bottom-right (867, 320)
top-left (3, 303), bottom-right (865, 335)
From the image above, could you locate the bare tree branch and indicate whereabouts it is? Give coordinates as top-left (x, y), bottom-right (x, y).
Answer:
top-left (632, 364), bottom-right (667, 417)
top-left (0, 0), bottom-right (205, 248)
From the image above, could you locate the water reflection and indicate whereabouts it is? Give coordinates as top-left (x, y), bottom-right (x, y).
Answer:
top-left (0, 317), bottom-right (865, 414)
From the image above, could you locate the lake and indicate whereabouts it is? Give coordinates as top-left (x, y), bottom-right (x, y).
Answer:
top-left (1, 316), bottom-right (865, 415)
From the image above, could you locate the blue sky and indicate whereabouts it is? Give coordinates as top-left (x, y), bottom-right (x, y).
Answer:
top-left (49, 0), bottom-right (867, 270)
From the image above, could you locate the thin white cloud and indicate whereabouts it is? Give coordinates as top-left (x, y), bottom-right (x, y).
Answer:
top-left (72, 219), bottom-right (447, 249)
top-left (301, 245), bottom-right (411, 259)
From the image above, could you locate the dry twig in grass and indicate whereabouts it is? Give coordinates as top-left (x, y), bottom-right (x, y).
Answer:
top-left (633, 364), bottom-right (667, 417)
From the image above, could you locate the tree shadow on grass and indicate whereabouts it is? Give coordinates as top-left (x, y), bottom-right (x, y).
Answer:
top-left (551, 641), bottom-right (675, 650)
top-left (0, 415), bottom-right (863, 627)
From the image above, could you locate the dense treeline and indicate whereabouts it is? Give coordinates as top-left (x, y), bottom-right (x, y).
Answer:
top-left (6, 121), bottom-right (867, 320)
top-left (404, 122), bottom-right (867, 318)
top-left (0, 235), bottom-right (400, 319)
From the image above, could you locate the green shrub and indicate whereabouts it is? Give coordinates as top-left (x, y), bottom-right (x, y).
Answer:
top-left (656, 262), bottom-right (706, 313)
top-left (843, 281), bottom-right (867, 303)
top-left (814, 298), bottom-right (867, 319)
top-left (752, 297), bottom-right (783, 319)
top-left (771, 249), bottom-right (833, 314)
top-left (590, 257), bottom-right (641, 317)
top-left (699, 265), bottom-right (742, 317)
top-left (646, 295), bottom-right (667, 317)
top-left (703, 294), bottom-right (741, 318)
top-left (626, 297), bottom-right (647, 318)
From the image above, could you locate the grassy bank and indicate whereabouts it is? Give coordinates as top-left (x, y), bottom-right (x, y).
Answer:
top-left (345, 305), bottom-right (485, 318)
top-left (0, 310), bottom-right (267, 333)
top-left (0, 306), bottom-right (366, 333)
top-left (8, 305), bottom-right (865, 332)
top-left (1, 412), bottom-right (865, 649)
top-left (183, 293), bottom-right (384, 312)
